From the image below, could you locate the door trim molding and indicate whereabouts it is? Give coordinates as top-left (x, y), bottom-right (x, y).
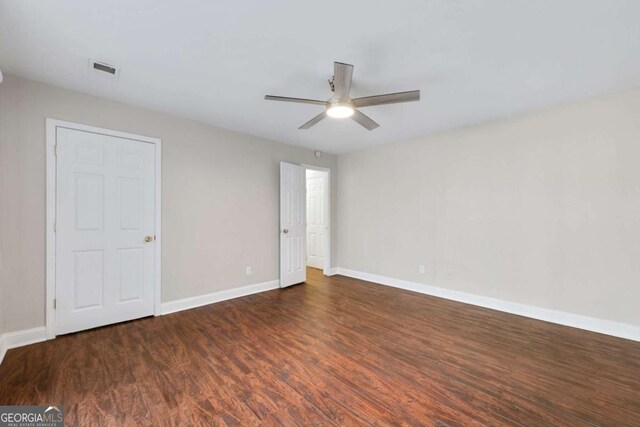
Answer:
top-left (45, 119), bottom-right (162, 340)
top-left (301, 164), bottom-right (331, 276)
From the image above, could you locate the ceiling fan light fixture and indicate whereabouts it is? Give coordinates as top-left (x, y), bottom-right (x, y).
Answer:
top-left (326, 104), bottom-right (354, 119)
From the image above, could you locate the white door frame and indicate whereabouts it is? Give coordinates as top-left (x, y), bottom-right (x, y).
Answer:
top-left (45, 118), bottom-right (162, 339)
top-left (302, 164), bottom-right (331, 276)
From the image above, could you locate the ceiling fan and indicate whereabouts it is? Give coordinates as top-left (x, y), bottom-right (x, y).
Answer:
top-left (265, 62), bottom-right (420, 130)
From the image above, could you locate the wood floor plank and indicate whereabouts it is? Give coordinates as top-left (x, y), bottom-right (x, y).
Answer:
top-left (1, 267), bottom-right (639, 426)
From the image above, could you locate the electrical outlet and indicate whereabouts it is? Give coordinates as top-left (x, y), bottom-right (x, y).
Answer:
top-left (246, 266), bottom-right (252, 276)
top-left (419, 265), bottom-right (425, 274)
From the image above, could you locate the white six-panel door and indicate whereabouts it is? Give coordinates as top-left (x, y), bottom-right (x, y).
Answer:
top-left (306, 169), bottom-right (326, 269)
top-left (280, 162), bottom-right (306, 287)
top-left (55, 127), bottom-right (156, 334)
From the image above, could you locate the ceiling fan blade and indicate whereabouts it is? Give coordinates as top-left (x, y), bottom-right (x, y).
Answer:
top-left (333, 62), bottom-right (354, 99)
top-left (352, 90), bottom-right (420, 108)
top-left (351, 110), bottom-right (379, 130)
top-left (265, 95), bottom-right (327, 106)
top-left (299, 111), bottom-right (327, 130)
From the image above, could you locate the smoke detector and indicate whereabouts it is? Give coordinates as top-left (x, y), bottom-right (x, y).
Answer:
top-left (89, 59), bottom-right (120, 79)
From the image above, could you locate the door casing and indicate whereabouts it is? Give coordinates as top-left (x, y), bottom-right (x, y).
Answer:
top-left (45, 119), bottom-right (162, 339)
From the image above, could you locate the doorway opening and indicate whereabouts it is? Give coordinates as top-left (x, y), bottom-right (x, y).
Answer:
top-left (46, 119), bottom-right (162, 339)
top-left (279, 162), bottom-right (330, 288)
top-left (305, 167), bottom-right (330, 276)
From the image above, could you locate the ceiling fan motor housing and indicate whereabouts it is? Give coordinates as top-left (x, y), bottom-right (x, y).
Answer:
top-left (328, 98), bottom-right (354, 109)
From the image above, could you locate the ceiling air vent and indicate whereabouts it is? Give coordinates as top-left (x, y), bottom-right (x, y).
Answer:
top-left (89, 59), bottom-right (120, 79)
top-left (93, 62), bottom-right (116, 74)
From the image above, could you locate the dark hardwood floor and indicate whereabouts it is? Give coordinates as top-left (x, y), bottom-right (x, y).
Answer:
top-left (1, 267), bottom-right (639, 426)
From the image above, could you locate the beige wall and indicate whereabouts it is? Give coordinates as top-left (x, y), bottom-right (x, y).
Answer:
top-left (2, 71), bottom-right (639, 335)
top-left (338, 87), bottom-right (640, 326)
top-left (0, 74), bottom-right (337, 333)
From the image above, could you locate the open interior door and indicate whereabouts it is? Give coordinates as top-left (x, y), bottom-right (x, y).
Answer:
top-left (280, 162), bottom-right (306, 287)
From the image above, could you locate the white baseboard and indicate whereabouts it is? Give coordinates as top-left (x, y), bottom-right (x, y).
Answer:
top-left (0, 326), bottom-right (48, 365)
top-left (335, 267), bottom-right (640, 342)
top-left (160, 279), bottom-right (280, 315)
top-left (327, 267), bottom-right (338, 276)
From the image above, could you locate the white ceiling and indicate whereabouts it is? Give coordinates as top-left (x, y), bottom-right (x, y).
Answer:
top-left (1, 0), bottom-right (639, 154)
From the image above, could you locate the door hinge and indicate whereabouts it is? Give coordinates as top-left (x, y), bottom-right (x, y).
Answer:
top-left (53, 220), bottom-right (57, 232)
top-left (54, 144), bottom-right (58, 156)
top-left (53, 298), bottom-right (57, 309)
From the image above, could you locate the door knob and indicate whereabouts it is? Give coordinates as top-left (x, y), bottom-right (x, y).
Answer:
top-left (282, 229), bottom-right (289, 234)
top-left (144, 235), bottom-right (154, 243)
